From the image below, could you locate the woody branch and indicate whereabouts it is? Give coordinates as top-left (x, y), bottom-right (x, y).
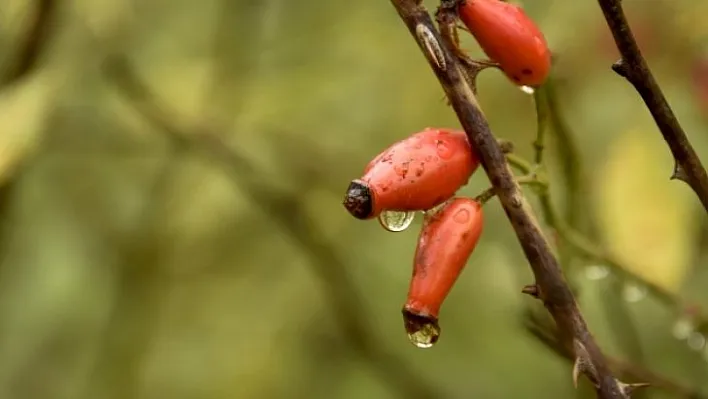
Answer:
top-left (387, 0), bottom-right (627, 397)
top-left (595, 0), bottom-right (708, 212)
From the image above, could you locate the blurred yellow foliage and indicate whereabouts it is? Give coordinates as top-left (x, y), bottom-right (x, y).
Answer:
top-left (596, 128), bottom-right (699, 293)
top-left (0, 70), bottom-right (56, 185)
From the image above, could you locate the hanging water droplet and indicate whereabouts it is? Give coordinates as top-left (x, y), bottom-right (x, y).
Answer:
top-left (584, 265), bottom-right (610, 281)
top-left (687, 333), bottom-right (706, 351)
top-left (402, 310), bottom-right (440, 349)
top-left (672, 318), bottom-right (694, 340)
top-left (520, 85), bottom-right (535, 95)
top-left (622, 282), bottom-right (647, 303)
top-left (378, 210), bottom-right (415, 232)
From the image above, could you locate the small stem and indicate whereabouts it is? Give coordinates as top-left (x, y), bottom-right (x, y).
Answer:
top-left (474, 187), bottom-right (496, 204)
top-left (533, 85), bottom-right (549, 165)
top-left (476, 174), bottom-right (548, 205)
top-left (505, 153), bottom-right (533, 174)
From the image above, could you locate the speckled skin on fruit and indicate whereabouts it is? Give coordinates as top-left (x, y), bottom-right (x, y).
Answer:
top-left (458, 0), bottom-right (552, 87)
top-left (343, 128), bottom-right (479, 219)
top-left (404, 198), bottom-right (484, 319)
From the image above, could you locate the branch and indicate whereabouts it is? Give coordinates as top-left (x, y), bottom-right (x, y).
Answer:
top-left (595, 0), bottom-right (708, 212)
top-left (388, 1), bottom-right (626, 397)
top-left (523, 311), bottom-right (707, 399)
top-left (0, 0), bottom-right (56, 87)
top-left (101, 55), bottom-right (440, 399)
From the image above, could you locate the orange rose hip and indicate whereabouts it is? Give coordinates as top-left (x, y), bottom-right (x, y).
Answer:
top-left (458, 0), bottom-right (552, 87)
top-left (403, 198), bottom-right (484, 348)
top-left (343, 128), bottom-right (479, 219)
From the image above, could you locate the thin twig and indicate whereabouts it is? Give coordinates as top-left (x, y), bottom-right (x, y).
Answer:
top-left (388, 1), bottom-right (625, 397)
top-left (595, 0), bottom-right (708, 212)
top-left (101, 55), bottom-right (440, 399)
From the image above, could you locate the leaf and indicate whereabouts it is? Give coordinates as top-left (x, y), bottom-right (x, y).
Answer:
top-left (595, 128), bottom-right (697, 294)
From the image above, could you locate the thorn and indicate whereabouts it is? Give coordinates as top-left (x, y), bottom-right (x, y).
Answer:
top-left (521, 284), bottom-right (540, 298)
top-left (611, 59), bottom-right (630, 78)
top-left (670, 162), bottom-right (689, 183)
top-left (572, 339), bottom-right (599, 388)
top-left (617, 381), bottom-right (651, 397)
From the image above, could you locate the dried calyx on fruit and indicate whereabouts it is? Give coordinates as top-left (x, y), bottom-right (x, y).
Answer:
top-left (343, 127), bottom-right (479, 219)
top-left (457, 0), bottom-right (552, 87)
top-left (403, 197), bottom-right (484, 348)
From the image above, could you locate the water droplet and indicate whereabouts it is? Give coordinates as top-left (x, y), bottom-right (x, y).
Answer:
top-left (687, 333), bottom-right (706, 351)
top-left (402, 310), bottom-right (440, 349)
top-left (520, 85), bottom-right (535, 95)
top-left (672, 318), bottom-right (694, 340)
top-left (622, 282), bottom-right (647, 303)
top-left (435, 139), bottom-right (454, 159)
top-left (584, 265), bottom-right (610, 281)
top-left (453, 208), bottom-right (470, 223)
top-left (378, 210), bottom-right (415, 232)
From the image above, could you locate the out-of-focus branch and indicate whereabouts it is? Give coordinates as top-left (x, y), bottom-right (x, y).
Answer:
top-left (100, 55), bottom-right (440, 399)
top-left (0, 0), bottom-right (56, 87)
top-left (0, 0), bottom-right (57, 267)
top-left (542, 78), bottom-right (647, 369)
top-left (523, 311), bottom-right (708, 399)
top-left (507, 152), bottom-right (708, 336)
top-left (595, 0), bottom-right (708, 212)
top-left (388, 1), bottom-right (625, 396)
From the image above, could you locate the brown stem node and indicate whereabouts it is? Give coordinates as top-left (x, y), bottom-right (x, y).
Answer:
top-left (611, 59), bottom-right (630, 78)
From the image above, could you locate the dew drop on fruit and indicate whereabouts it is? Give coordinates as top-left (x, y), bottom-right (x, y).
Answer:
top-left (435, 139), bottom-right (454, 159)
top-left (520, 85), bottom-right (535, 95)
top-left (584, 265), bottom-right (610, 281)
top-left (402, 310), bottom-right (440, 349)
top-left (622, 282), bottom-right (647, 303)
top-left (378, 210), bottom-right (415, 232)
top-left (453, 208), bottom-right (470, 223)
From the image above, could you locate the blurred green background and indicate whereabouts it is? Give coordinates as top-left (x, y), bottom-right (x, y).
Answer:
top-left (0, 0), bottom-right (708, 398)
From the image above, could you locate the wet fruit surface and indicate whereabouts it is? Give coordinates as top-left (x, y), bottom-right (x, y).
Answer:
top-left (458, 0), bottom-right (552, 87)
top-left (343, 128), bottom-right (479, 219)
top-left (403, 198), bottom-right (484, 347)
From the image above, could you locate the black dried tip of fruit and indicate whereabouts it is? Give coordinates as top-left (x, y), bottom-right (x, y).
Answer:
top-left (401, 308), bottom-right (440, 344)
top-left (343, 180), bottom-right (373, 219)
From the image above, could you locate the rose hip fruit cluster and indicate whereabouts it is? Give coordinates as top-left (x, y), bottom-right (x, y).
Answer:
top-left (342, 0), bottom-right (550, 348)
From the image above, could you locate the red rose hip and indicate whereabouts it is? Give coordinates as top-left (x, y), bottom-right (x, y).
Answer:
top-left (403, 197), bottom-right (484, 347)
top-left (343, 128), bottom-right (479, 219)
top-left (458, 0), bottom-right (552, 87)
